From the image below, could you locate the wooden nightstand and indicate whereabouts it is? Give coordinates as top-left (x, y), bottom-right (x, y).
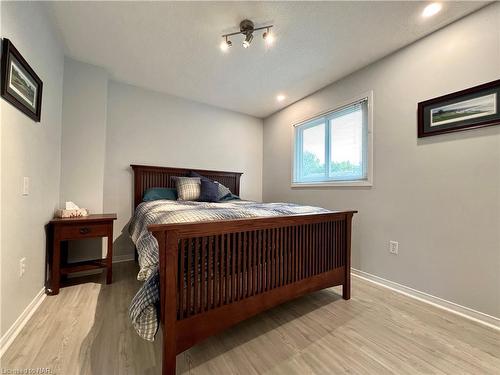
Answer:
top-left (47, 214), bottom-right (117, 295)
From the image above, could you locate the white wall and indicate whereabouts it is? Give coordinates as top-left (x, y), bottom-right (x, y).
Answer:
top-left (60, 58), bottom-right (108, 262)
top-left (1, 2), bottom-right (64, 336)
top-left (263, 4), bottom-right (500, 317)
top-left (104, 82), bottom-right (263, 258)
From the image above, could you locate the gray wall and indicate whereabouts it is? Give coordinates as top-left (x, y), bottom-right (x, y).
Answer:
top-left (1, 2), bottom-right (64, 336)
top-left (60, 58), bottom-right (108, 262)
top-left (103, 81), bottom-right (264, 258)
top-left (263, 4), bottom-right (500, 317)
top-left (60, 57), bottom-right (108, 214)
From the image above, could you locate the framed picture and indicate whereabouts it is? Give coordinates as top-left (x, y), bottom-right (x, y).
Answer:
top-left (1, 38), bottom-right (43, 122)
top-left (418, 79), bottom-right (500, 138)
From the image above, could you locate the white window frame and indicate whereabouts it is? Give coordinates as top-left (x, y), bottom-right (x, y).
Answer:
top-left (291, 91), bottom-right (373, 188)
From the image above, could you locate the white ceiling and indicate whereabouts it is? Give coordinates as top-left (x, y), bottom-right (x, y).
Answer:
top-left (48, 1), bottom-right (488, 118)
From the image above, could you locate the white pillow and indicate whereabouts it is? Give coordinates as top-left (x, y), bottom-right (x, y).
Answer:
top-left (174, 177), bottom-right (201, 201)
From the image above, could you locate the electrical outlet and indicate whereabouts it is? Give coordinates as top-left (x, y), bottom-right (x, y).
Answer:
top-left (389, 241), bottom-right (399, 255)
top-left (23, 177), bottom-right (29, 195)
top-left (19, 257), bottom-right (26, 277)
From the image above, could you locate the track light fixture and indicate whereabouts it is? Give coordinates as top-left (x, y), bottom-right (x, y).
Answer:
top-left (221, 19), bottom-right (274, 51)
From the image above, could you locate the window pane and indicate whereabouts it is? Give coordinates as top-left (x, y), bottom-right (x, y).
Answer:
top-left (301, 122), bottom-right (325, 180)
top-left (329, 104), bottom-right (365, 180)
top-left (293, 97), bottom-right (369, 185)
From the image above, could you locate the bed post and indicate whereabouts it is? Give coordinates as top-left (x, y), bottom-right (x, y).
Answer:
top-left (152, 230), bottom-right (178, 375)
top-left (343, 213), bottom-right (353, 300)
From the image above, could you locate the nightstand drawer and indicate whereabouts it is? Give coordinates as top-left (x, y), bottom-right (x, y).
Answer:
top-left (58, 222), bottom-right (110, 240)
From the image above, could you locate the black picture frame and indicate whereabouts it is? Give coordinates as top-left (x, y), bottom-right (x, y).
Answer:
top-left (418, 79), bottom-right (500, 138)
top-left (1, 38), bottom-right (43, 122)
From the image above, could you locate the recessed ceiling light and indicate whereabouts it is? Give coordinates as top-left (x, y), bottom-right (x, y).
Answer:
top-left (277, 94), bottom-right (286, 102)
top-left (422, 3), bottom-right (442, 18)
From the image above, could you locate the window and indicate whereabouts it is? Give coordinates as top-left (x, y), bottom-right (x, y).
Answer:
top-left (293, 95), bottom-right (372, 186)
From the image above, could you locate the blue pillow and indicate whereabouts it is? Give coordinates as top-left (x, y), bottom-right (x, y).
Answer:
top-left (143, 187), bottom-right (177, 202)
top-left (198, 179), bottom-right (219, 202)
top-left (219, 193), bottom-right (240, 201)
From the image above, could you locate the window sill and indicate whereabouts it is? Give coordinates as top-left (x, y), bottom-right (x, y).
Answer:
top-left (291, 180), bottom-right (373, 188)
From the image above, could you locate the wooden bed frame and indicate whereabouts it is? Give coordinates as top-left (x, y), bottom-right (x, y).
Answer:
top-left (131, 164), bottom-right (356, 375)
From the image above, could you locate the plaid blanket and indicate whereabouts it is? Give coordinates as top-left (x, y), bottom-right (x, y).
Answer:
top-left (128, 199), bottom-right (329, 341)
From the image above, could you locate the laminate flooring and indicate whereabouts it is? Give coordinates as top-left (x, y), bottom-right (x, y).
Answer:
top-left (2, 261), bottom-right (499, 374)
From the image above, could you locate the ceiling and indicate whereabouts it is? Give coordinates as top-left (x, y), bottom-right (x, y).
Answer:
top-left (48, 1), bottom-right (488, 118)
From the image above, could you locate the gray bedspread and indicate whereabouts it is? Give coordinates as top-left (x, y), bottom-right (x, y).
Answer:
top-left (128, 199), bottom-right (329, 341)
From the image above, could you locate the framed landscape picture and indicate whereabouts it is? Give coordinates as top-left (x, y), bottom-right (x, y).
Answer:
top-left (418, 79), bottom-right (500, 138)
top-left (1, 38), bottom-right (43, 122)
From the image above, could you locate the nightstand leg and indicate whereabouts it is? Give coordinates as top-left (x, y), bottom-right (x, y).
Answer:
top-left (50, 237), bottom-right (61, 295)
top-left (106, 233), bottom-right (113, 284)
top-left (61, 241), bottom-right (69, 282)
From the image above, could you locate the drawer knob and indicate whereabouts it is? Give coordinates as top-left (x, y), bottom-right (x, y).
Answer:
top-left (79, 227), bottom-right (91, 234)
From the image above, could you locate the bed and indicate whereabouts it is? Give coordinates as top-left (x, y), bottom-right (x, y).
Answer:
top-left (130, 164), bottom-right (356, 375)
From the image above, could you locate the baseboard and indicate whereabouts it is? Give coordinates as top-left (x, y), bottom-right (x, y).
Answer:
top-left (351, 268), bottom-right (500, 331)
top-left (0, 287), bottom-right (46, 358)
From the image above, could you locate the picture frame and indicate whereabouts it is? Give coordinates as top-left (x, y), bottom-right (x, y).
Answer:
top-left (1, 38), bottom-right (43, 122)
top-left (418, 79), bottom-right (500, 138)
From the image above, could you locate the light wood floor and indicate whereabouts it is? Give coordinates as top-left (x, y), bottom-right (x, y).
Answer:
top-left (2, 261), bottom-right (499, 374)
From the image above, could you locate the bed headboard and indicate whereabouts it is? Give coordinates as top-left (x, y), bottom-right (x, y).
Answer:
top-left (131, 164), bottom-right (243, 208)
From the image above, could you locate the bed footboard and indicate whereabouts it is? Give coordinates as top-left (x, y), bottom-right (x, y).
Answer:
top-left (149, 211), bottom-right (356, 375)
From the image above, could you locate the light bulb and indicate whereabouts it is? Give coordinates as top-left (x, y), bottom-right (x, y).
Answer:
top-left (263, 31), bottom-right (275, 46)
top-left (422, 3), bottom-right (442, 18)
top-left (243, 33), bottom-right (253, 48)
top-left (220, 39), bottom-right (231, 52)
top-left (276, 94), bottom-right (286, 102)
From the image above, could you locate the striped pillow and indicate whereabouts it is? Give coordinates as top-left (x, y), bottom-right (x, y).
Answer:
top-left (216, 183), bottom-right (232, 200)
top-left (175, 177), bottom-right (201, 201)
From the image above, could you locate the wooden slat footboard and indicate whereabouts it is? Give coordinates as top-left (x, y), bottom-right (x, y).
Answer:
top-left (149, 210), bottom-right (356, 375)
